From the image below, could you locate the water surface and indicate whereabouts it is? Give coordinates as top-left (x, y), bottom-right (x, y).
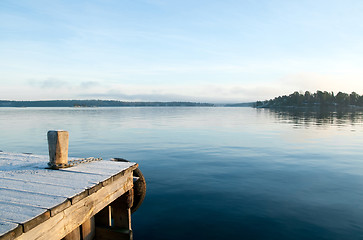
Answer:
top-left (0, 107), bottom-right (363, 239)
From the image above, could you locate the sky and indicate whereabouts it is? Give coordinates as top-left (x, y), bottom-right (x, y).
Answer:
top-left (0, 0), bottom-right (362, 102)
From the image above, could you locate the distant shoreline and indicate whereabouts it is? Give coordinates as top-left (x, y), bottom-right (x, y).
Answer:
top-left (0, 100), bottom-right (214, 108)
top-left (0, 100), bottom-right (255, 108)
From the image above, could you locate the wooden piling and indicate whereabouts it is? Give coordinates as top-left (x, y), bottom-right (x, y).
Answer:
top-left (111, 189), bottom-right (133, 230)
top-left (47, 130), bottom-right (69, 167)
top-left (81, 217), bottom-right (95, 240)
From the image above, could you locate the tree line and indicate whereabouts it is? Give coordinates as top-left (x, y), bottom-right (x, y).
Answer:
top-left (0, 100), bottom-right (214, 107)
top-left (255, 91), bottom-right (363, 108)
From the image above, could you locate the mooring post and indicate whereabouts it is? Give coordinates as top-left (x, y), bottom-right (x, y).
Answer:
top-left (47, 130), bottom-right (69, 168)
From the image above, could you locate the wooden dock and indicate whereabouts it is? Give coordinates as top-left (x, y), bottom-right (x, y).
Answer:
top-left (0, 131), bottom-right (143, 240)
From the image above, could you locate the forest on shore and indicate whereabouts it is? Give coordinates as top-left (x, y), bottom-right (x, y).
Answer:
top-left (255, 91), bottom-right (363, 108)
top-left (0, 100), bottom-right (214, 107)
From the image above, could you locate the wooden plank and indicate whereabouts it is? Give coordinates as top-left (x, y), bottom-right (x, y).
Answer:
top-left (0, 201), bottom-right (50, 233)
top-left (81, 217), bottom-right (95, 240)
top-left (83, 161), bottom-right (138, 172)
top-left (0, 221), bottom-right (19, 236)
top-left (0, 178), bottom-right (83, 201)
top-left (88, 183), bottom-right (103, 195)
top-left (69, 190), bottom-right (89, 205)
top-left (15, 169), bottom-right (133, 240)
top-left (95, 227), bottom-right (132, 240)
top-left (101, 177), bottom-right (113, 188)
top-left (0, 170), bottom-right (107, 191)
top-left (0, 172), bottom-right (107, 204)
top-left (50, 200), bottom-right (71, 217)
top-left (0, 188), bottom-right (69, 212)
top-left (0, 220), bottom-right (22, 240)
top-left (0, 153), bottom-right (47, 171)
top-left (0, 175), bottom-right (91, 205)
top-left (0, 153), bottom-right (136, 174)
top-left (60, 161), bottom-right (137, 176)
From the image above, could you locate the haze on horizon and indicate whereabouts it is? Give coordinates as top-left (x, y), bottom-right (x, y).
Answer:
top-left (1, 0), bottom-right (362, 103)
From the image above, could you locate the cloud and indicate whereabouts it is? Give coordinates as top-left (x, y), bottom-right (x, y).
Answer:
top-left (28, 78), bottom-right (70, 89)
top-left (74, 83), bottom-right (282, 103)
top-left (28, 78), bottom-right (103, 91)
top-left (78, 89), bottom-right (192, 102)
top-left (18, 71), bottom-right (363, 102)
top-left (79, 81), bottom-right (100, 89)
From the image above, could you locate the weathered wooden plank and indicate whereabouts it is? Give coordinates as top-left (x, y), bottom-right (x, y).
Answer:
top-left (0, 187), bottom-right (71, 218)
top-left (0, 177), bottom-right (84, 199)
top-left (0, 220), bottom-right (22, 240)
top-left (69, 190), bottom-right (89, 205)
top-left (88, 183), bottom-right (103, 195)
top-left (15, 169), bottom-right (133, 240)
top-left (0, 169), bottom-right (109, 188)
top-left (0, 201), bottom-right (50, 233)
top-left (0, 221), bottom-right (18, 236)
top-left (0, 171), bottom-right (109, 205)
top-left (0, 153), bottom-right (136, 174)
top-left (60, 161), bottom-right (137, 176)
top-left (81, 217), bottom-right (95, 240)
top-left (95, 227), bottom-right (132, 240)
top-left (50, 200), bottom-right (72, 217)
top-left (0, 153), bottom-right (47, 171)
top-left (0, 188), bottom-right (68, 210)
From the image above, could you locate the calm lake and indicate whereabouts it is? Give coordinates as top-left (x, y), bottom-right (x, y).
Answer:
top-left (1, 107), bottom-right (363, 240)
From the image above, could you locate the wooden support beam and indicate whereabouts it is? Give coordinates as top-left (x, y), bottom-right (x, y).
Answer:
top-left (95, 226), bottom-right (132, 240)
top-left (81, 217), bottom-right (95, 240)
top-left (62, 227), bottom-right (80, 240)
top-left (111, 189), bottom-right (133, 230)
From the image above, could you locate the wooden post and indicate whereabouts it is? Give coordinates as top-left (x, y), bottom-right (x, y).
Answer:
top-left (111, 189), bottom-right (133, 230)
top-left (95, 191), bottom-right (134, 240)
top-left (81, 217), bottom-right (95, 240)
top-left (47, 130), bottom-right (69, 168)
top-left (62, 227), bottom-right (80, 240)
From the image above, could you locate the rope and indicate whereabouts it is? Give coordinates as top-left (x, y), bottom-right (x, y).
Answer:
top-left (48, 157), bottom-right (102, 169)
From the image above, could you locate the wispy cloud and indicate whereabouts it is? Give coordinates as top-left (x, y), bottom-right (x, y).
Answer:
top-left (78, 91), bottom-right (191, 102)
top-left (28, 78), bottom-right (70, 89)
top-left (79, 81), bottom-right (100, 89)
top-left (74, 83), bottom-right (282, 103)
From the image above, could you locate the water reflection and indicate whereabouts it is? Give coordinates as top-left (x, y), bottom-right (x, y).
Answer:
top-left (263, 108), bottom-right (363, 128)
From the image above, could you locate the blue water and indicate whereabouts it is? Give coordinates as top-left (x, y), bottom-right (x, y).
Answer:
top-left (1, 107), bottom-right (363, 239)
